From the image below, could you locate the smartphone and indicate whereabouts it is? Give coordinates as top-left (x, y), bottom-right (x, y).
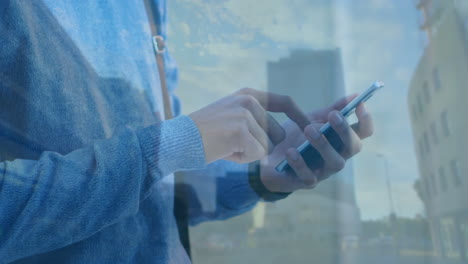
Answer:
top-left (275, 81), bottom-right (384, 177)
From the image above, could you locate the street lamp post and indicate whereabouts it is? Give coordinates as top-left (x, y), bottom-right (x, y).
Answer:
top-left (376, 153), bottom-right (396, 220)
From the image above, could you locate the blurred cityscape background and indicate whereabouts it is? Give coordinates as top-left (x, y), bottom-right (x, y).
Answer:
top-left (169, 0), bottom-right (468, 263)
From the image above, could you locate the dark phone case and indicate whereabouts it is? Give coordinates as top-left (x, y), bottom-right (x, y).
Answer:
top-left (283, 127), bottom-right (344, 181)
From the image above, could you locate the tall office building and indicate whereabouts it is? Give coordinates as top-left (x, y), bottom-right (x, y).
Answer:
top-left (261, 49), bottom-right (361, 262)
top-left (268, 49), bottom-right (347, 116)
top-left (409, 0), bottom-right (468, 262)
top-left (190, 49), bottom-right (361, 264)
top-left (267, 49), bottom-right (357, 202)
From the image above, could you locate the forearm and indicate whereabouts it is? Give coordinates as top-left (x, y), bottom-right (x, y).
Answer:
top-left (181, 161), bottom-right (260, 226)
top-left (0, 115), bottom-right (206, 262)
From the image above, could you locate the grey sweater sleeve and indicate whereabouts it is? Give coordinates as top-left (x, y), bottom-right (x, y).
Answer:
top-left (0, 115), bottom-right (206, 262)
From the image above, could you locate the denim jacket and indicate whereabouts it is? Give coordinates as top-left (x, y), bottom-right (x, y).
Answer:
top-left (0, 1), bottom-right (258, 263)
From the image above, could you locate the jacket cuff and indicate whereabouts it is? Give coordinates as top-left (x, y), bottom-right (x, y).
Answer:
top-left (219, 164), bottom-right (261, 210)
top-left (248, 161), bottom-right (291, 202)
top-left (137, 115), bottom-right (206, 177)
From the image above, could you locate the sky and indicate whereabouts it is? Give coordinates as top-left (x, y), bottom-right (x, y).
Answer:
top-left (167, 0), bottom-right (426, 220)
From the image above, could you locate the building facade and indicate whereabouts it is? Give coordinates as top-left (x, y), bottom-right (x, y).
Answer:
top-left (409, 0), bottom-right (468, 262)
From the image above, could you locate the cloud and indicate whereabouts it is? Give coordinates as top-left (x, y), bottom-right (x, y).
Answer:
top-left (179, 22), bottom-right (191, 36)
top-left (223, 0), bottom-right (335, 46)
top-left (369, 0), bottom-right (397, 10)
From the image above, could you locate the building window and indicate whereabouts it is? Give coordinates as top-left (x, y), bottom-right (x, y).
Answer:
top-left (431, 173), bottom-right (438, 195)
top-left (461, 221), bottom-right (468, 258)
top-left (439, 166), bottom-right (448, 192)
top-left (450, 160), bottom-right (463, 186)
top-left (424, 178), bottom-right (432, 198)
top-left (412, 104), bottom-right (419, 121)
top-left (441, 111), bottom-right (451, 137)
top-left (424, 131), bottom-right (430, 153)
top-left (417, 94), bottom-right (424, 114)
top-left (419, 139), bottom-right (425, 159)
top-left (440, 218), bottom-right (460, 258)
top-left (430, 122), bottom-right (438, 145)
top-left (433, 67), bottom-right (442, 91)
top-left (423, 82), bottom-right (431, 103)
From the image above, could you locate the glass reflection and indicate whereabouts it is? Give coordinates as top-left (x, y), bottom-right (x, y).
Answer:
top-left (168, 0), bottom-right (468, 263)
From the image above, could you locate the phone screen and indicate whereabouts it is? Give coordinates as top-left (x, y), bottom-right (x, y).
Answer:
top-left (275, 81), bottom-right (384, 175)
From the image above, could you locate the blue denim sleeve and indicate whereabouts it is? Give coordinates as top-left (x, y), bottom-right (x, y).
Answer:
top-left (0, 116), bottom-right (206, 262)
top-left (180, 161), bottom-right (260, 226)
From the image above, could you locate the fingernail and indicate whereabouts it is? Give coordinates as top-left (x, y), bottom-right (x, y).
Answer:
top-left (331, 112), bottom-right (344, 125)
top-left (288, 149), bottom-right (300, 161)
top-left (307, 127), bottom-right (321, 140)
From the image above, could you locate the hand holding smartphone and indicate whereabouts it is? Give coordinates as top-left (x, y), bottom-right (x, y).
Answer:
top-left (275, 81), bottom-right (384, 178)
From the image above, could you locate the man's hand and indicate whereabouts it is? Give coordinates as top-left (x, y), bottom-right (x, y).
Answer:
top-left (259, 95), bottom-right (374, 193)
top-left (189, 88), bottom-right (310, 164)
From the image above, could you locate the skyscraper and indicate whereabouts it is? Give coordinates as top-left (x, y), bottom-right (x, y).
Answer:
top-left (268, 49), bottom-right (347, 115)
top-left (267, 48), bottom-right (357, 204)
top-left (263, 49), bottom-right (361, 263)
top-left (190, 49), bottom-right (362, 264)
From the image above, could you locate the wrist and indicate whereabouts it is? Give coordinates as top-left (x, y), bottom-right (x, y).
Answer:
top-left (137, 115), bottom-right (206, 176)
top-left (248, 161), bottom-right (291, 202)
